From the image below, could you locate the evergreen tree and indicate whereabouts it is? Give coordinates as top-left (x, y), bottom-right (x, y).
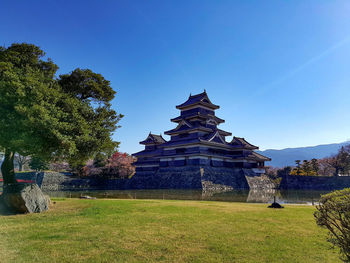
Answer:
top-left (311, 158), bottom-right (319, 175)
top-left (295, 160), bottom-right (301, 176)
top-left (302, 160), bottom-right (312, 176)
top-left (0, 43), bottom-right (123, 184)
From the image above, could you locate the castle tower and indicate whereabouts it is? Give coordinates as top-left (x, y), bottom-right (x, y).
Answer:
top-left (132, 91), bottom-right (271, 189)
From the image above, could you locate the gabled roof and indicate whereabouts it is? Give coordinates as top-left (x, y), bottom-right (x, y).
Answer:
top-left (173, 120), bottom-right (192, 130)
top-left (171, 113), bottom-right (224, 124)
top-left (176, 91), bottom-right (220, 110)
top-left (246, 151), bottom-right (271, 162)
top-left (164, 125), bottom-right (212, 135)
top-left (202, 131), bottom-right (227, 144)
top-left (230, 137), bottom-right (258, 150)
top-left (217, 129), bottom-right (232, 137)
top-left (139, 133), bottom-right (167, 145)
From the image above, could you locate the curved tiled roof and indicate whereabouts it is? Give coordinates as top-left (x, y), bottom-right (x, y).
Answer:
top-left (139, 133), bottom-right (167, 145)
top-left (171, 113), bottom-right (224, 124)
top-left (246, 151), bottom-right (271, 162)
top-left (176, 91), bottom-right (219, 110)
top-left (230, 137), bottom-right (258, 150)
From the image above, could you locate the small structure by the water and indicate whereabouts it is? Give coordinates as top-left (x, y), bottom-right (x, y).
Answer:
top-left (131, 91), bottom-right (271, 189)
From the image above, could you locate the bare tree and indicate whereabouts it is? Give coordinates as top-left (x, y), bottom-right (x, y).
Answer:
top-left (14, 154), bottom-right (30, 172)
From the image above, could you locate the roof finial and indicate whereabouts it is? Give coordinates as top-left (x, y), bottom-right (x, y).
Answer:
top-left (204, 89), bottom-right (206, 93)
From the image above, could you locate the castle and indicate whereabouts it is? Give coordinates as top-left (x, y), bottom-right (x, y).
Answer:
top-left (131, 91), bottom-right (271, 189)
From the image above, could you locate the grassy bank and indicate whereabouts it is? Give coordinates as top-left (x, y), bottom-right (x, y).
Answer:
top-left (0, 199), bottom-right (340, 263)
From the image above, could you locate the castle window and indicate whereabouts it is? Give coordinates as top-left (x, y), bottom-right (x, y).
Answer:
top-left (176, 148), bottom-right (186, 154)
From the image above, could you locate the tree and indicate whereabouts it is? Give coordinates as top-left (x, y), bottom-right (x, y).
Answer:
top-left (295, 160), bottom-right (302, 176)
top-left (103, 152), bottom-right (135, 179)
top-left (58, 68), bottom-right (122, 172)
top-left (314, 188), bottom-right (350, 262)
top-left (277, 166), bottom-right (292, 177)
top-left (83, 152), bottom-right (135, 179)
top-left (302, 160), bottom-right (312, 176)
top-left (318, 157), bottom-right (336, 176)
top-left (14, 154), bottom-right (30, 171)
top-left (29, 157), bottom-right (49, 171)
top-left (0, 43), bottom-right (122, 185)
top-left (311, 158), bottom-right (319, 175)
top-left (337, 147), bottom-right (350, 176)
top-left (264, 166), bottom-right (278, 177)
top-left (324, 147), bottom-right (350, 176)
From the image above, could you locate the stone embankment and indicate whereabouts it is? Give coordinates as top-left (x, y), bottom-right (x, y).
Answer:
top-left (1, 168), bottom-right (277, 191)
top-left (279, 175), bottom-right (350, 190)
top-left (8, 171), bottom-right (350, 192)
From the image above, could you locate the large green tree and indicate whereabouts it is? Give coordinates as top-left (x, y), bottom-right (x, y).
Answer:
top-left (0, 43), bottom-right (122, 184)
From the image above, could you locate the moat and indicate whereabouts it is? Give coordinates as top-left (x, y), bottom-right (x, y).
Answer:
top-left (45, 189), bottom-right (331, 204)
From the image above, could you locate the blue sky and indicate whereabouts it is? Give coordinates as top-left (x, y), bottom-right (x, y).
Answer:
top-left (1, 0), bottom-right (350, 153)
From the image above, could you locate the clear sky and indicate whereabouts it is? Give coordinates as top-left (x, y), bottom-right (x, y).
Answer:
top-left (1, 0), bottom-right (350, 153)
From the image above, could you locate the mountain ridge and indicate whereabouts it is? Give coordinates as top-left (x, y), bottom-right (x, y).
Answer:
top-left (258, 141), bottom-right (350, 168)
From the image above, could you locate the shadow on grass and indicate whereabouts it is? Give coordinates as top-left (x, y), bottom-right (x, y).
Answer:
top-left (0, 197), bottom-right (16, 216)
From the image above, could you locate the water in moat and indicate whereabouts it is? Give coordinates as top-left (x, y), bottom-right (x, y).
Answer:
top-left (44, 189), bottom-right (332, 204)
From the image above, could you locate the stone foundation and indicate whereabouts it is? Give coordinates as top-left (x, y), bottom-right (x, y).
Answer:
top-left (1, 168), bottom-right (274, 192)
top-left (280, 175), bottom-right (350, 190)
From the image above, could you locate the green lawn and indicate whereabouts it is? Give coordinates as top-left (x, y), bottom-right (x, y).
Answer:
top-left (0, 199), bottom-right (340, 263)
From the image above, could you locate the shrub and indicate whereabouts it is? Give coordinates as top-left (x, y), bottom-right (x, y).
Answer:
top-left (49, 162), bottom-right (71, 172)
top-left (314, 188), bottom-right (350, 262)
top-left (29, 157), bottom-right (49, 171)
top-left (102, 152), bottom-right (135, 179)
top-left (82, 152), bottom-right (135, 179)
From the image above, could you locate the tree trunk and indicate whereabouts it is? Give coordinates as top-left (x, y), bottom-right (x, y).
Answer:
top-left (1, 149), bottom-right (17, 185)
top-left (18, 162), bottom-right (23, 172)
top-left (335, 167), bottom-right (339, 177)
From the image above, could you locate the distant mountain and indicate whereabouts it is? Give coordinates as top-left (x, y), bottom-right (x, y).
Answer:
top-left (258, 141), bottom-right (350, 168)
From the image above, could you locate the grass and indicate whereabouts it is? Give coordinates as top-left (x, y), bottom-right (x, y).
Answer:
top-left (0, 199), bottom-right (341, 263)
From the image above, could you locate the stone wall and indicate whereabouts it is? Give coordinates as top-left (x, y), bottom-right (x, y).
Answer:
top-left (280, 175), bottom-right (350, 190)
top-left (127, 166), bottom-right (202, 189)
top-left (245, 174), bottom-right (275, 189)
top-left (4, 172), bottom-right (128, 191)
top-left (128, 166), bottom-right (273, 190)
top-left (202, 167), bottom-right (250, 189)
top-left (3, 169), bottom-right (275, 191)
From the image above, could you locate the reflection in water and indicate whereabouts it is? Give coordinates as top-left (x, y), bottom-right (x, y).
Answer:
top-left (247, 189), bottom-right (276, 203)
top-left (45, 188), bottom-right (332, 204)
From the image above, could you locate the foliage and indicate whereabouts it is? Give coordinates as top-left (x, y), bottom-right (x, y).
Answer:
top-left (311, 158), bottom-right (319, 174)
top-left (103, 152), bottom-right (135, 178)
top-left (83, 151), bottom-right (135, 179)
top-left (314, 188), bottom-right (350, 262)
top-left (290, 168), bottom-right (306, 176)
top-left (295, 160), bottom-right (302, 175)
top-left (29, 157), bottom-right (49, 171)
top-left (14, 154), bottom-right (30, 171)
top-left (0, 43), bottom-right (122, 183)
top-left (93, 152), bottom-right (109, 168)
top-left (301, 160), bottom-right (315, 176)
top-left (264, 166), bottom-right (282, 187)
top-left (290, 159), bottom-right (318, 176)
top-left (318, 157), bottom-right (337, 176)
top-left (317, 145), bottom-right (350, 176)
top-left (268, 144), bottom-right (350, 177)
top-left (264, 166), bottom-right (278, 177)
top-left (49, 161), bottom-right (70, 172)
top-left (277, 166), bottom-right (292, 177)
